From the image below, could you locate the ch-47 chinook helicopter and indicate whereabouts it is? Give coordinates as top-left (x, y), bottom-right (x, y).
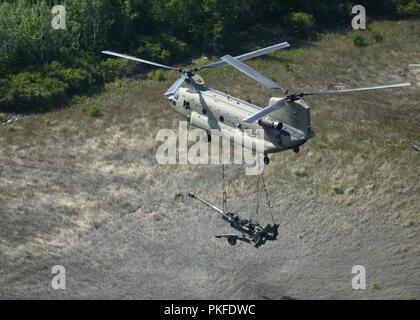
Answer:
top-left (102, 42), bottom-right (411, 164)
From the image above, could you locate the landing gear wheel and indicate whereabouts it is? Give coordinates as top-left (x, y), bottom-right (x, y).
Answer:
top-left (206, 133), bottom-right (211, 143)
top-left (227, 237), bottom-right (237, 246)
top-left (264, 154), bottom-right (270, 165)
top-left (293, 147), bottom-right (300, 154)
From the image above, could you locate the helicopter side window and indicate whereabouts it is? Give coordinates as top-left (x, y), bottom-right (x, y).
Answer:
top-left (183, 100), bottom-right (190, 110)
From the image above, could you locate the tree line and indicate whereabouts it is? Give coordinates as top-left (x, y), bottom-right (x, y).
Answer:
top-left (0, 0), bottom-right (419, 112)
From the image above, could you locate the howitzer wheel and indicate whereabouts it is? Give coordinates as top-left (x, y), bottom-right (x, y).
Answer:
top-left (227, 237), bottom-right (237, 246)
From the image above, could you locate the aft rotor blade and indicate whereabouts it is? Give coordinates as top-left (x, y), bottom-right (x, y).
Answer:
top-left (202, 42), bottom-right (290, 69)
top-left (102, 51), bottom-right (179, 71)
top-left (164, 74), bottom-right (187, 96)
top-left (221, 55), bottom-right (284, 90)
top-left (244, 98), bottom-right (287, 123)
top-left (409, 64), bottom-right (420, 67)
top-left (302, 82), bottom-right (411, 96)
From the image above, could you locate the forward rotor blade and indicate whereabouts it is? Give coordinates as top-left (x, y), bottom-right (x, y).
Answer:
top-left (303, 82), bottom-right (411, 96)
top-left (244, 98), bottom-right (287, 123)
top-left (164, 74), bottom-right (187, 96)
top-left (409, 64), bottom-right (420, 67)
top-left (221, 55), bottom-right (284, 90)
top-left (102, 51), bottom-right (179, 71)
top-left (202, 42), bottom-right (290, 69)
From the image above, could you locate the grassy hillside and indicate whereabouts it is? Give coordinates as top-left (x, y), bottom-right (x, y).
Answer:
top-left (0, 20), bottom-right (419, 299)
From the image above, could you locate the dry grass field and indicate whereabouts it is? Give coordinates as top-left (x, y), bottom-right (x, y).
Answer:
top-left (0, 20), bottom-right (419, 299)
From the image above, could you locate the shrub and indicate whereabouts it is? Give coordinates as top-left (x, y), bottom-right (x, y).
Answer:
top-left (147, 70), bottom-right (166, 81)
top-left (159, 35), bottom-right (190, 62)
top-left (57, 68), bottom-right (90, 92)
top-left (43, 61), bottom-right (64, 74)
top-left (402, 220), bottom-right (415, 228)
top-left (48, 68), bottom-right (90, 93)
top-left (68, 53), bottom-right (104, 88)
top-left (331, 184), bottom-right (345, 195)
top-left (314, 142), bottom-right (328, 150)
top-left (352, 34), bottom-right (367, 47)
top-left (0, 112), bottom-right (6, 122)
top-left (345, 187), bottom-right (356, 195)
top-left (373, 32), bottom-right (384, 43)
top-left (172, 191), bottom-right (184, 201)
top-left (0, 72), bottom-right (67, 111)
top-left (290, 12), bottom-right (315, 37)
top-left (73, 95), bottom-right (88, 104)
top-left (398, 0), bottom-right (420, 18)
top-left (97, 58), bottom-right (137, 83)
top-left (283, 63), bottom-right (294, 72)
top-left (88, 105), bottom-right (101, 117)
top-left (137, 40), bottom-right (171, 63)
top-left (45, 62), bottom-right (91, 92)
top-left (292, 166), bottom-right (308, 177)
top-left (373, 283), bottom-right (381, 290)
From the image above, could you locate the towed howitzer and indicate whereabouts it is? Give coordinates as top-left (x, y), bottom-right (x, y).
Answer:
top-left (188, 192), bottom-right (279, 248)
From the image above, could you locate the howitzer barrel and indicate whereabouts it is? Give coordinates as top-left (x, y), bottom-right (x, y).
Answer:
top-left (188, 192), bottom-right (225, 215)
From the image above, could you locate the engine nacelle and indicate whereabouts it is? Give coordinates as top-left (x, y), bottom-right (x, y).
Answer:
top-left (258, 119), bottom-right (283, 130)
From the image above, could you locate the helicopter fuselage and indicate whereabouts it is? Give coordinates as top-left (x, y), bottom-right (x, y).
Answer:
top-left (167, 82), bottom-right (315, 154)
